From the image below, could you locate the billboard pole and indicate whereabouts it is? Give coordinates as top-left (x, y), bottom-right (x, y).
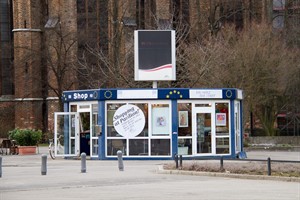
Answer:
top-left (153, 81), bottom-right (157, 88)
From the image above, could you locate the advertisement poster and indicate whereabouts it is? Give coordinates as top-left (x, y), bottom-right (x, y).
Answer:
top-left (152, 107), bottom-right (170, 135)
top-left (216, 113), bottom-right (226, 126)
top-left (179, 111), bottom-right (188, 127)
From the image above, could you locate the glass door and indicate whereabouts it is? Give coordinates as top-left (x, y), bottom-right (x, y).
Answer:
top-left (72, 102), bottom-right (99, 158)
top-left (196, 113), bottom-right (212, 153)
top-left (54, 112), bottom-right (79, 157)
top-left (193, 106), bottom-right (215, 155)
top-left (235, 101), bottom-right (241, 152)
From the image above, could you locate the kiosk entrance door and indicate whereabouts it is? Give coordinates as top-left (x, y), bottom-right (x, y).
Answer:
top-left (69, 102), bottom-right (99, 158)
top-left (54, 112), bottom-right (80, 158)
top-left (193, 106), bottom-right (215, 155)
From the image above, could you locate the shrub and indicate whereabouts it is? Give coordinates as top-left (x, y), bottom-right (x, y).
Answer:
top-left (9, 128), bottom-right (42, 146)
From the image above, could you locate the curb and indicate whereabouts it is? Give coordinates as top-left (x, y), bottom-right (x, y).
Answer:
top-left (156, 165), bottom-right (300, 183)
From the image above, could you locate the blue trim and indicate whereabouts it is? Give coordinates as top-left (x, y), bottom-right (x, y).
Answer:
top-left (63, 102), bottom-right (69, 112)
top-left (98, 100), bottom-right (106, 160)
top-left (230, 100), bottom-right (236, 157)
top-left (158, 88), bottom-right (189, 99)
top-left (171, 100), bottom-right (178, 157)
top-left (62, 88), bottom-right (242, 102)
top-left (222, 89), bottom-right (236, 99)
top-left (100, 89), bottom-right (117, 100)
top-left (240, 101), bottom-right (244, 152)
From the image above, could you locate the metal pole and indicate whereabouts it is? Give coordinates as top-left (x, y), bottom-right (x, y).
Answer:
top-left (152, 81), bottom-right (157, 88)
top-left (267, 157), bottom-right (271, 176)
top-left (117, 150), bottom-right (124, 171)
top-left (81, 152), bottom-right (87, 173)
top-left (220, 156), bottom-right (224, 171)
top-left (179, 155), bottom-right (183, 169)
top-left (174, 154), bottom-right (178, 169)
top-left (0, 156), bottom-right (2, 178)
top-left (41, 154), bottom-right (47, 175)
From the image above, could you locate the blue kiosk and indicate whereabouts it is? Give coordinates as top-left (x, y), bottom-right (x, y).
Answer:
top-left (53, 88), bottom-right (244, 160)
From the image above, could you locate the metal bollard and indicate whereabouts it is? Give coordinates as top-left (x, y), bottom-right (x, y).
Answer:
top-left (179, 155), bottom-right (183, 169)
top-left (81, 152), bottom-right (87, 173)
top-left (267, 157), bottom-right (271, 176)
top-left (174, 154), bottom-right (178, 169)
top-left (41, 154), bottom-right (47, 175)
top-left (220, 156), bottom-right (224, 171)
top-left (0, 156), bottom-right (2, 178)
top-left (117, 150), bottom-right (124, 171)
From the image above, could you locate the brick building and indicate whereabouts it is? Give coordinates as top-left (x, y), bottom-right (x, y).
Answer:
top-left (0, 0), bottom-right (299, 137)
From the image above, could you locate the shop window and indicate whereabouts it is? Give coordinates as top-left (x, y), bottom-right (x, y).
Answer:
top-left (216, 138), bottom-right (230, 154)
top-left (215, 103), bottom-right (229, 136)
top-left (178, 103), bottom-right (192, 155)
top-left (107, 139), bottom-right (126, 155)
top-left (215, 102), bottom-right (230, 155)
top-left (129, 139), bottom-right (148, 155)
top-left (178, 138), bottom-right (192, 155)
top-left (71, 105), bottom-right (77, 112)
top-left (151, 139), bottom-right (170, 155)
top-left (178, 103), bottom-right (192, 136)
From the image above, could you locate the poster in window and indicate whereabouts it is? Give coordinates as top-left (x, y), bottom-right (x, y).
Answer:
top-left (179, 111), bottom-right (188, 127)
top-left (152, 107), bottom-right (169, 135)
top-left (216, 113), bottom-right (226, 126)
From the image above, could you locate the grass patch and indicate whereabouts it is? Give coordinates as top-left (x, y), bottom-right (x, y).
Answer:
top-left (164, 160), bottom-right (300, 177)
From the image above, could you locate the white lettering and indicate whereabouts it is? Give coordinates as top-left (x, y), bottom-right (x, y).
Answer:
top-left (73, 93), bottom-right (88, 100)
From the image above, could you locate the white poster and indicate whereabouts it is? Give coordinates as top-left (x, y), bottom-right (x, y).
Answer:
top-left (152, 107), bottom-right (170, 135)
top-left (113, 104), bottom-right (145, 138)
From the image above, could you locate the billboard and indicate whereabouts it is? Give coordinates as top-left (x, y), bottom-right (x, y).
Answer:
top-left (134, 30), bottom-right (176, 81)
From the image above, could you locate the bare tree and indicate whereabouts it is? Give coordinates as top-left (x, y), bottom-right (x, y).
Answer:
top-left (185, 23), bottom-right (299, 136)
top-left (44, 23), bottom-right (78, 110)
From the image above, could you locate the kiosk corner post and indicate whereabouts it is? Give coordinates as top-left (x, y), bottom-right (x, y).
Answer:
top-left (81, 152), bottom-right (87, 173)
top-left (0, 156), bottom-right (2, 178)
top-left (117, 150), bottom-right (124, 171)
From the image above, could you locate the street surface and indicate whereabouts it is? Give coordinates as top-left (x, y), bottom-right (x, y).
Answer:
top-left (0, 148), bottom-right (299, 200)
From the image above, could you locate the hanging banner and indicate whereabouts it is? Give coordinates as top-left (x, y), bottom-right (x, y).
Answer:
top-left (134, 30), bottom-right (176, 81)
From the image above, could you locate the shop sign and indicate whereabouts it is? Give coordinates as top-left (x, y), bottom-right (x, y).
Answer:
top-left (190, 89), bottom-right (222, 99)
top-left (113, 104), bottom-right (145, 137)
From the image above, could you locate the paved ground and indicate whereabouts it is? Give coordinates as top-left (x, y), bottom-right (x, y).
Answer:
top-left (0, 148), bottom-right (299, 200)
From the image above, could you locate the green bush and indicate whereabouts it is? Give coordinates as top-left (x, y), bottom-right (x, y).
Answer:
top-left (8, 128), bottom-right (42, 146)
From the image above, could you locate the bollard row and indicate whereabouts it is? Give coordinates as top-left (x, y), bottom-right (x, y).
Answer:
top-left (0, 151), bottom-right (126, 178)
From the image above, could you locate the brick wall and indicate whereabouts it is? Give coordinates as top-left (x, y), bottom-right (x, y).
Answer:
top-left (0, 100), bottom-right (15, 138)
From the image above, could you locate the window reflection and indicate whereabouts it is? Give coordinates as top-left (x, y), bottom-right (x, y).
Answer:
top-left (151, 139), bottom-right (170, 155)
